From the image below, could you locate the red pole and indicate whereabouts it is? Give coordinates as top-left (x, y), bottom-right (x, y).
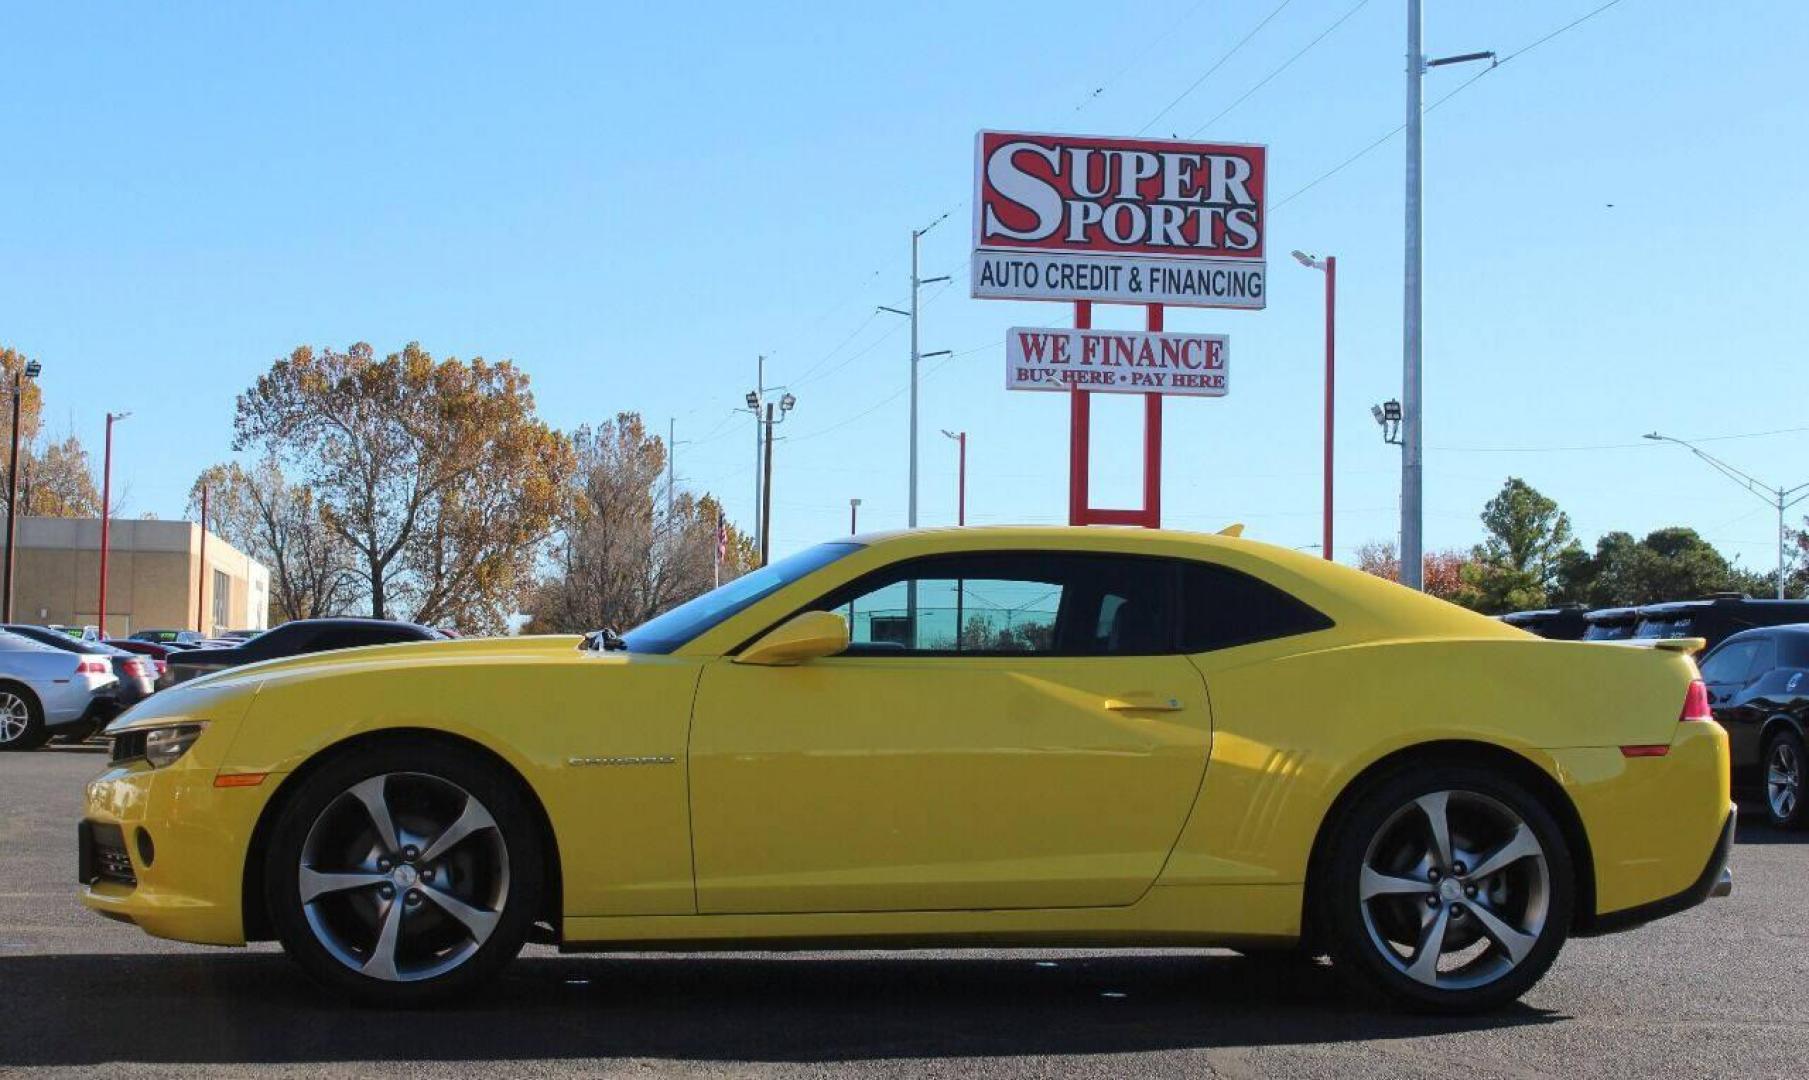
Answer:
top-left (1323, 256), bottom-right (1336, 561)
top-left (956, 433), bottom-right (966, 526)
top-left (98, 414), bottom-right (115, 636)
top-left (197, 485), bottom-right (209, 632)
top-left (1143, 304), bottom-right (1164, 529)
top-left (1068, 301), bottom-right (1092, 526)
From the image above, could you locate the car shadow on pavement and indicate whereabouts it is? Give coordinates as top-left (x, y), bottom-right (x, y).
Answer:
top-left (0, 950), bottom-right (1558, 1067)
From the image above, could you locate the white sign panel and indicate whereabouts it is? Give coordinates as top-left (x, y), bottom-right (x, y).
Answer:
top-left (974, 250), bottom-right (1266, 309)
top-left (1005, 326), bottom-right (1228, 397)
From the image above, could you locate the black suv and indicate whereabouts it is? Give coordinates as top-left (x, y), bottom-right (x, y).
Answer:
top-left (1500, 605), bottom-right (1588, 640)
top-left (1697, 624), bottom-right (1809, 829)
top-left (1634, 595), bottom-right (1809, 653)
top-left (162, 618), bottom-right (446, 686)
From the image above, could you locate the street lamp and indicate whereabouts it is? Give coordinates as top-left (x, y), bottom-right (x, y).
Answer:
top-left (1373, 400), bottom-right (1403, 446)
top-left (98, 410), bottom-right (131, 636)
top-left (3, 358), bottom-right (43, 621)
top-left (940, 429), bottom-right (967, 526)
top-left (1292, 250), bottom-right (1336, 561)
top-left (1643, 431), bottom-right (1809, 599)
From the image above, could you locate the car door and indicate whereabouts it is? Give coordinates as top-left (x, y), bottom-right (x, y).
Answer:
top-left (1703, 637), bottom-right (1765, 776)
top-left (688, 551), bottom-right (1213, 915)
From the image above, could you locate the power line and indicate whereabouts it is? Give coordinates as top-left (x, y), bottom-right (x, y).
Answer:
top-left (1433, 422), bottom-right (1809, 455)
top-left (1075, 0), bottom-right (1215, 114)
top-left (1185, 0), bottom-right (1374, 138)
top-left (1271, 0), bottom-right (1629, 212)
top-left (1137, 0), bottom-right (1297, 134)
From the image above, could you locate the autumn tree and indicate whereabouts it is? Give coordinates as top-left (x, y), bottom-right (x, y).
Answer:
top-left (188, 460), bottom-right (357, 623)
top-left (18, 434), bottom-right (101, 517)
top-left (526, 413), bottom-right (756, 634)
top-left (1, 347), bottom-right (44, 460)
top-left (1354, 540), bottom-right (1483, 607)
top-left (232, 342), bottom-right (575, 634)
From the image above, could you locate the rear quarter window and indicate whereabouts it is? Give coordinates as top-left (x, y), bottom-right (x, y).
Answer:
top-left (1180, 563), bottom-right (1333, 652)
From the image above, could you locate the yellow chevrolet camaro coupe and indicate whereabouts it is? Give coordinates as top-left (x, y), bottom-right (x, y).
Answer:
top-left (80, 527), bottom-right (1734, 1012)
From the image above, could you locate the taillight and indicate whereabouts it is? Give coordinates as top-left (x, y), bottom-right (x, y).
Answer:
top-left (75, 658), bottom-right (112, 676)
top-left (154, 660), bottom-right (167, 677)
top-left (1680, 678), bottom-right (1713, 722)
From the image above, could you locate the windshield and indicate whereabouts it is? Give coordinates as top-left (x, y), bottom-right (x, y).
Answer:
top-left (1635, 615), bottom-right (1696, 639)
top-left (621, 542), bottom-right (861, 654)
top-left (1582, 622), bottom-right (1634, 641)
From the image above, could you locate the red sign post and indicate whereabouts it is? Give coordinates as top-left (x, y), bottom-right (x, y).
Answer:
top-left (972, 131), bottom-right (1267, 528)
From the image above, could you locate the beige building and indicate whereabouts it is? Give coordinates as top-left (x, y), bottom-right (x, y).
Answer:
top-left (7, 517), bottom-right (269, 637)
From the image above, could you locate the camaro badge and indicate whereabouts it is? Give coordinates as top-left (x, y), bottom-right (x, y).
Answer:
top-left (567, 755), bottom-right (676, 767)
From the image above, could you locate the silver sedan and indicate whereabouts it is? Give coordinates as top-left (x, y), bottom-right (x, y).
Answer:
top-left (0, 630), bottom-right (120, 751)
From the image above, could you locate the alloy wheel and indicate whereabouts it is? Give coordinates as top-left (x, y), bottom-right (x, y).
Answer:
top-left (0, 692), bottom-right (30, 744)
top-left (1358, 790), bottom-right (1552, 991)
top-left (1769, 741), bottom-right (1802, 822)
top-left (298, 772), bottom-right (510, 983)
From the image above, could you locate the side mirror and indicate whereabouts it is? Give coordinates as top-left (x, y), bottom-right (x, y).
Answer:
top-left (734, 611), bottom-right (849, 666)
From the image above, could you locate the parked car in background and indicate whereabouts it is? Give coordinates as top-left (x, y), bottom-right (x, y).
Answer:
top-left (218, 629), bottom-right (261, 641)
top-left (0, 630), bottom-right (119, 750)
top-left (1500, 604), bottom-right (1587, 640)
top-left (129, 629), bottom-right (210, 649)
top-left (162, 618), bottom-right (448, 685)
top-left (2, 625), bottom-right (158, 722)
top-left (1696, 624), bottom-right (1809, 830)
top-left (1582, 607), bottom-right (1639, 641)
top-left (49, 624), bottom-right (102, 642)
top-left (1635, 595), bottom-right (1809, 653)
top-left (104, 638), bottom-right (178, 680)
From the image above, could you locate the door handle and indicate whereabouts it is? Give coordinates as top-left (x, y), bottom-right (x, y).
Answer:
top-left (1104, 695), bottom-right (1185, 712)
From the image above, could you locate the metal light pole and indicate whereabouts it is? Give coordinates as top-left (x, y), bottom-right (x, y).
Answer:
top-left (746, 355), bottom-right (766, 555)
top-left (849, 498), bottom-right (861, 536)
top-left (196, 484), bottom-right (209, 633)
top-left (4, 358), bottom-right (42, 621)
top-left (756, 393), bottom-right (796, 566)
top-left (98, 410), bottom-right (131, 635)
top-left (879, 221), bottom-right (952, 528)
top-left (1644, 432), bottom-right (1809, 600)
top-left (1401, 0), bottom-right (1495, 589)
top-left (941, 429), bottom-right (967, 526)
top-left (1293, 251), bottom-right (1336, 561)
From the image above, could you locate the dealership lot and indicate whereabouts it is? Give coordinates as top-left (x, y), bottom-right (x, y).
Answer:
top-left (2, 746), bottom-right (1805, 1080)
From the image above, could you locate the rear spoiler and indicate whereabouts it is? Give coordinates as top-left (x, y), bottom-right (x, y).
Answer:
top-left (1596, 637), bottom-right (1706, 654)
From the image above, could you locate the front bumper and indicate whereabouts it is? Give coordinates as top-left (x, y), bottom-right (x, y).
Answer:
top-left (76, 757), bottom-right (275, 946)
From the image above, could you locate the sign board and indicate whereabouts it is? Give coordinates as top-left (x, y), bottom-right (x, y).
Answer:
top-left (972, 130), bottom-right (1266, 309)
top-left (1006, 326), bottom-right (1228, 397)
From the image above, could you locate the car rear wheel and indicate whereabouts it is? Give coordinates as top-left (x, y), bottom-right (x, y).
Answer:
top-left (0, 684), bottom-right (48, 752)
top-left (263, 740), bottom-right (543, 1005)
top-left (1317, 765), bottom-right (1573, 1013)
top-left (1764, 730), bottom-right (1806, 830)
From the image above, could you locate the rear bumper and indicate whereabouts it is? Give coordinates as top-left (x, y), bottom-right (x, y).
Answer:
top-left (1580, 808), bottom-right (1735, 936)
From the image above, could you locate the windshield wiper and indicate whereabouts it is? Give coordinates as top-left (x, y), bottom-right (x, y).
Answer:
top-left (581, 627), bottom-right (629, 652)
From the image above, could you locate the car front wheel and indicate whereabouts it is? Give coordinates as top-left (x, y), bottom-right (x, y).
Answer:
top-left (1317, 765), bottom-right (1573, 1013)
top-left (1764, 730), bottom-right (1806, 830)
top-left (263, 740), bottom-right (543, 1005)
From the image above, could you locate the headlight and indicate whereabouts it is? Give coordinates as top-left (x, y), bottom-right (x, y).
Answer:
top-left (143, 724), bottom-right (207, 768)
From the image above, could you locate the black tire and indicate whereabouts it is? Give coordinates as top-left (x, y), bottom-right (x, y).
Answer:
top-left (1762, 729), bottom-right (1807, 831)
top-left (0, 682), bottom-right (49, 752)
top-left (1315, 763), bottom-right (1574, 1014)
top-left (263, 738), bottom-right (544, 1006)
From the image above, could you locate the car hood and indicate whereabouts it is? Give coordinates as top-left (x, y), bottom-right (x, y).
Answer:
top-left (186, 634), bottom-right (592, 691)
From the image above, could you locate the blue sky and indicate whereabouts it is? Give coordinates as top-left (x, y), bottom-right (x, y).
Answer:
top-left (4, 1), bottom-right (1806, 574)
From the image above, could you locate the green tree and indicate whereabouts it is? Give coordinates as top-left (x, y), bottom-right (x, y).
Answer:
top-left (1466, 478), bottom-right (1580, 612)
top-left (1558, 527), bottom-right (1748, 607)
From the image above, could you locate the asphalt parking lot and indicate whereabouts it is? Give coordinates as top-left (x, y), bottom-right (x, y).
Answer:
top-left (2, 747), bottom-right (1805, 1079)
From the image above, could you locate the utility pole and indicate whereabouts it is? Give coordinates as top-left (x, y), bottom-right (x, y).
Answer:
top-left (1293, 251), bottom-right (1336, 561)
top-left (879, 219), bottom-right (952, 528)
top-left (196, 484), bottom-right (209, 633)
top-left (849, 498), bottom-right (861, 536)
top-left (941, 429), bottom-right (967, 525)
top-left (748, 355), bottom-right (765, 555)
top-left (1644, 432), bottom-right (1809, 599)
top-left (760, 403), bottom-right (774, 566)
top-left (98, 411), bottom-right (130, 636)
top-left (4, 358), bottom-right (42, 622)
top-left (1401, 1), bottom-right (1494, 590)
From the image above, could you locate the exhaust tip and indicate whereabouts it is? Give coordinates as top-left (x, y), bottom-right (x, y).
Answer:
top-left (1711, 867), bottom-right (1733, 898)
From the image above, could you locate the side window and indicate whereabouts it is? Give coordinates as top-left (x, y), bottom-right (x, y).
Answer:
top-left (1746, 637), bottom-right (1776, 680)
top-left (1700, 641), bottom-right (1758, 685)
top-left (809, 552), bottom-right (1173, 656)
top-left (1179, 562), bottom-right (1333, 652)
